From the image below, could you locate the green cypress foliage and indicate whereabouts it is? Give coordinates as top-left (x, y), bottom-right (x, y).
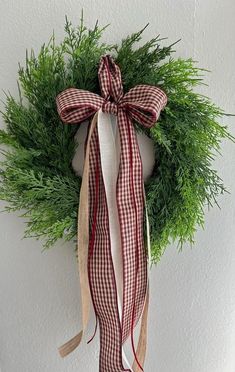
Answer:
top-left (0, 17), bottom-right (233, 261)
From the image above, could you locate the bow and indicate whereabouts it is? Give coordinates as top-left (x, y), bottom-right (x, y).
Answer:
top-left (56, 55), bottom-right (167, 372)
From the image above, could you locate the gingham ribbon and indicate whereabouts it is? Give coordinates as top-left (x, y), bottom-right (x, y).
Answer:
top-left (56, 55), bottom-right (167, 372)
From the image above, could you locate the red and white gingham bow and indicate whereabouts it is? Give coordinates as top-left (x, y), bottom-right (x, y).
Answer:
top-left (56, 55), bottom-right (167, 372)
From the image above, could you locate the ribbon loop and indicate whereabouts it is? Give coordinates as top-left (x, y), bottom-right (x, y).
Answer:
top-left (121, 84), bottom-right (168, 128)
top-left (56, 89), bottom-right (103, 123)
top-left (98, 55), bottom-right (124, 102)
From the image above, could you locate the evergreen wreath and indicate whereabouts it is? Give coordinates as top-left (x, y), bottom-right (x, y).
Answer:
top-left (0, 17), bottom-right (233, 262)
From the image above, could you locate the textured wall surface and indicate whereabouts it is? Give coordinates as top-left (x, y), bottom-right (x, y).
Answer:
top-left (0, 1), bottom-right (235, 371)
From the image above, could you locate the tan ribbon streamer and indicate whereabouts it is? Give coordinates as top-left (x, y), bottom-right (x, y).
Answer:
top-left (58, 113), bottom-right (98, 357)
top-left (132, 187), bottom-right (151, 371)
top-left (132, 287), bottom-right (150, 372)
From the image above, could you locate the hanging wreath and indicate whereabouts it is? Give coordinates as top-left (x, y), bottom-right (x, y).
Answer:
top-left (0, 18), bottom-right (232, 261)
top-left (0, 17), bottom-right (233, 371)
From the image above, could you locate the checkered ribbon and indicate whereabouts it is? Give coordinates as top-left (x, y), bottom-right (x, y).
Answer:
top-left (56, 55), bottom-right (167, 371)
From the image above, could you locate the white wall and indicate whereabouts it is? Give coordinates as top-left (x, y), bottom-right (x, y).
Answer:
top-left (0, 1), bottom-right (235, 371)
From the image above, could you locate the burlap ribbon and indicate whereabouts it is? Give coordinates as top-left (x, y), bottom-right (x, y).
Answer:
top-left (56, 55), bottom-right (167, 371)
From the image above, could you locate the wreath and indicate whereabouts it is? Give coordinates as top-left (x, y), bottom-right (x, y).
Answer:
top-left (0, 17), bottom-right (233, 262)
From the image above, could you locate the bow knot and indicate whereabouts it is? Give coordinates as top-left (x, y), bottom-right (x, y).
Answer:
top-left (56, 55), bottom-right (167, 128)
top-left (102, 100), bottom-right (118, 115)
